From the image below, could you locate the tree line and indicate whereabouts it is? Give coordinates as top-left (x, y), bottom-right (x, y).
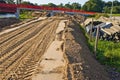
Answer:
top-left (82, 0), bottom-right (120, 13)
top-left (0, 0), bottom-right (120, 14)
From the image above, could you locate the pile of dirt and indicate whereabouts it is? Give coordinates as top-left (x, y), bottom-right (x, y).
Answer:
top-left (0, 18), bottom-right (20, 31)
top-left (64, 20), bottom-right (110, 80)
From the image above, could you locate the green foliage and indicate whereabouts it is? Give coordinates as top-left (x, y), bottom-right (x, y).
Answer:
top-left (4, 0), bottom-right (15, 4)
top-left (58, 3), bottom-right (64, 8)
top-left (63, 2), bottom-right (81, 10)
top-left (20, 11), bottom-right (33, 19)
top-left (71, 2), bottom-right (81, 10)
top-left (82, 0), bottom-right (120, 13)
top-left (113, 6), bottom-right (120, 13)
top-left (104, 6), bottom-right (120, 14)
top-left (82, 0), bottom-right (104, 12)
top-left (79, 24), bottom-right (120, 71)
top-left (112, 14), bottom-right (120, 16)
top-left (87, 38), bottom-right (120, 71)
top-left (48, 3), bottom-right (57, 7)
top-left (0, 0), bottom-right (6, 3)
top-left (16, 0), bottom-right (22, 4)
top-left (64, 2), bottom-right (72, 9)
top-left (103, 0), bottom-right (120, 14)
top-left (103, 6), bottom-right (110, 13)
top-left (41, 2), bottom-right (81, 10)
top-left (95, 13), bottom-right (109, 19)
top-left (105, 0), bottom-right (120, 7)
top-left (21, 1), bottom-right (34, 5)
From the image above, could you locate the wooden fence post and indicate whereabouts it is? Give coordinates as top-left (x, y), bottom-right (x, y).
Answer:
top-left (90, 18), bottom-right (93, 41)
top-left (94, 26), bottom-right (100, 56)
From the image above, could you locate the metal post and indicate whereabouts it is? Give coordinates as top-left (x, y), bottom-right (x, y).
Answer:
top-left (15, 0), bottom-right (20, 19)
top-left (15, 8), bottom-right (20, 19)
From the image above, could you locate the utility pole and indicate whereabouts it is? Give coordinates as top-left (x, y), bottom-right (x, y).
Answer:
top-left (110, 0), bottom-right (114, 19)
top-left (16, 0), bottom-right (22, 4)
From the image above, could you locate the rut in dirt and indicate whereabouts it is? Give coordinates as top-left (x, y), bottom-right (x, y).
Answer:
top-left (0, 16), bottom-right (112, 80)
top-left (0, 17), bottom-right (61, 80)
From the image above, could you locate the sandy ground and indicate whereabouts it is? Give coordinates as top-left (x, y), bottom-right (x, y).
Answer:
top-left (0, 17), bottom-right (47, 35)
top-left (0, 17), bottom-right (60, 79)
top-left (32, 20), bottom-right (67, 80)
top-left (0, 16), bottom-right (116, 80)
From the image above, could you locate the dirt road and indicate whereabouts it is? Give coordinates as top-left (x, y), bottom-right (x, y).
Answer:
top-left (0, 17), bottom-right (111, 80)
top-left (0, 17), bottom-right (60, 80)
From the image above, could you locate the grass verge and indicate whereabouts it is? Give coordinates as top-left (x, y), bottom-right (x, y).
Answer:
top-left (111, 14), bottom-right (120, 16)
top-left (80, 25), bottom-right (120, 72)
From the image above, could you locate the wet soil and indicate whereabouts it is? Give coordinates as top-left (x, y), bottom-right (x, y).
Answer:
top-left (0, 18), bottom-right (20, 31)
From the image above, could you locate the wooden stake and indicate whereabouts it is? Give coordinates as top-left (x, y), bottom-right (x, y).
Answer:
top-left (90, 18), bottom-right (93, 41)
top-left (94, 26), bottom-right (100, 56)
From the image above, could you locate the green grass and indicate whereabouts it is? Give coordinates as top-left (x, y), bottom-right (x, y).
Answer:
top-left (88, 13), bottom-right (120, 19)
top-left (95, 13), bottom-right (109, 19)
top-left (80, 26), bottom-right (120, 72)
top-left (20, 11), bottom-right (33, 20)
top-left (88, 39), bottom-right (120, 71)
top-left (111, 14), bottom-right (120, 16)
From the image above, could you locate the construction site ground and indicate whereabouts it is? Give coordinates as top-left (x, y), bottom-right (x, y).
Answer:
top-left (0, 16), bottom-right (119, 80)
top-left (0, 18), bottom-right (20, 31)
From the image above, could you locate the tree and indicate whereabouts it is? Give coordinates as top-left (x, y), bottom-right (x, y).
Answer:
top-left (16, 0), bottom-right (22, 4)
top-left (0, 0), bottom-right (6, 3)
top-left (103, 0), bottom-right (120, 14)
top-left (103, 6), bottom-right (110, 13)
top-left (65, 2), bottom-right (72, 9)
top-left (82, 0), bottom-right (104, 12)
top-left (113, 0), bottom-right (120, 6)
top-left (48, 3), bottom-right (57, 7)
top-left (71, 2), bottom-right (81, 10)
top-left (21, 1), bottom-right (34, 5)
top-left (0, 0), bottom-right (15, 4)
top-left (6, 0), bottom-right (15, 4)
top-left (58, 3), bottom-right (64, 8)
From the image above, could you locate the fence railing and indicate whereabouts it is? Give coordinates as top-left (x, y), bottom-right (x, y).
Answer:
top-left (0, 3), bottom-right (96, 15)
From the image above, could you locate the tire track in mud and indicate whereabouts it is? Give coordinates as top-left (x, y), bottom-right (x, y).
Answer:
top-left (0, 22), bottom-right (41, 52)
top-left (0, 18), bottom-right (60, 80)
top-left (0, 19), bottom-right (50, 54)
top-left (0, 19), bottom-right (53, 57)
top-left (0, 21), bottom-right (40, 45)
top-left (14, 20), bottom-right (60, 80)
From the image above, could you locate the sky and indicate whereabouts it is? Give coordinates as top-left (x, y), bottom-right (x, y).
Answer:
top-left (24, 0), bottom-right (115, 5)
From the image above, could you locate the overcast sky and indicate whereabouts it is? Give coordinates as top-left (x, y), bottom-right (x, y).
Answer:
top-left (24, 0), bottom-right (115, 5)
